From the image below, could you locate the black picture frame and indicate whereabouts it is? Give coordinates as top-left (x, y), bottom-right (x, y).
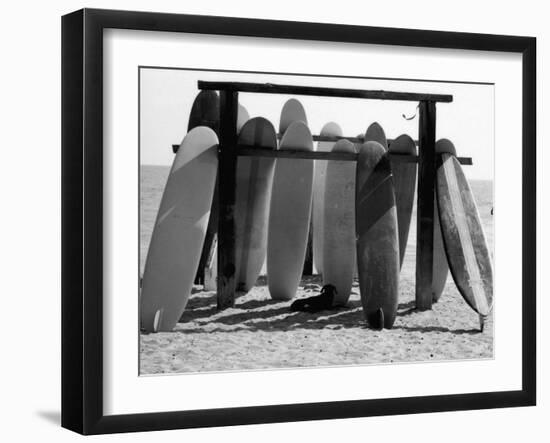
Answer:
top-left (61, 8), bottom-right (536, 435)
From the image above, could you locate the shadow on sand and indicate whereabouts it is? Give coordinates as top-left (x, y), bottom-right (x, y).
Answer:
top-left (392, 325), bottom-right (480, 335)
top-left (174, 288), bottom-right (477, 335)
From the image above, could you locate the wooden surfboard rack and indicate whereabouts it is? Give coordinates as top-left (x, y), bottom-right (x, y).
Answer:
top-left (174, 81), bottom-right (471, 312)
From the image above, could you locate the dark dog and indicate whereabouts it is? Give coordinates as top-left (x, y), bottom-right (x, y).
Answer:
top-left (290, 284), bottom-right (338, 313)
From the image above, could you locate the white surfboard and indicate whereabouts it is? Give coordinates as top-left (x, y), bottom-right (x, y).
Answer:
top-left (322, 139), bottom-right (357, 305)
top-left (312, 122), bottom-right (342, 276)
top-left (140, 127), bottom-right (218, 332)
top-left (267, 121), bottom-right (314, 300)
top-left (389, 134), bottom-right (417, 268)
top-left (277, 97), bottom-right (313, 275)
top-left (234, 117), bottom-right (277, 292)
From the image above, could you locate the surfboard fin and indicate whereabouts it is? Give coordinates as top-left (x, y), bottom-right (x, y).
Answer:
top-left (479, 314), bottom-right (486, 333)
top-left (153, 309), bottom-right (163, 333)
top-left (376, 308), bottom-right (385, 330)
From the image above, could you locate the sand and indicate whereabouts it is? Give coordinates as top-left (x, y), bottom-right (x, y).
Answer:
top-left (140, 274), bottom-right (493, 374)
top-left (140, 168), bottom-right (493, 374)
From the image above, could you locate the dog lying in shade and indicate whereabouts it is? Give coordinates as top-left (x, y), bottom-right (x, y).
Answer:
top-left (290, 284), bottom-right (338, 313)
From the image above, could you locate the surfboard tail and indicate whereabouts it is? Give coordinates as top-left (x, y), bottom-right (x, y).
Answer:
top-left (479, 314), bottom-right (487, 333)
top-left (378, 308), bottom-right (384, 330)
top-left (366, 308), bottom-right (385, 330)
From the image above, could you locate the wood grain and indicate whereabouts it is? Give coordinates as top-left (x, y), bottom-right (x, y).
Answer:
top-left (415, 101), bottom-right (436, 311)
top-left (217, 91), bottom-right (239, 310)
top-left (437, 154), bottom-right (493, 318)
top-left (199, 81), bottom-right (453, 102)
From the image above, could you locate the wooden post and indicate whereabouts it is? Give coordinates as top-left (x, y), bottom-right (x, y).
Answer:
top-left (415, 101), bottom-right (436, 310)
top-left (302, 222), bottom-right (313, 275)
top-left (217, 90), bottom-right (239, 310)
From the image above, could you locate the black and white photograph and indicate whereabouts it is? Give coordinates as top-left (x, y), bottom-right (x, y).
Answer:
top-left (2, 0), bottom-right (548, 440)
top-left (53, 5), bottom-right (539, 437)
top-left (139, 67), bottom-right (494, 374)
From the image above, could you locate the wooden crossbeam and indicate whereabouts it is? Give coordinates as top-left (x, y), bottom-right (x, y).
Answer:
top-left (173, 134), bottom-right (401, 152)
top-left (198, 81), bottom-right (453, 103)
top-left (171, 143), bottom-right (472, 165)
top-left (236, 146), bottom-right (473, 165)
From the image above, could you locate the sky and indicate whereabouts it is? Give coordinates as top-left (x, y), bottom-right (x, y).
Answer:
top-left (140, 67), bottom-right (494, 181)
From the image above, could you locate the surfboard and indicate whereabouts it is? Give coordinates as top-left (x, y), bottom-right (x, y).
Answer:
top-left (188, 90), bottom-right (248, 134)
top-left (432, 139), bottom-right (456, 302)
top-left (279, 98), bottom-right (307, 134)
top-left (312, 122), bottom-right (343, 275)
top-left (322, 139), bottom-right (357, 305)
top-left (278, 98), bottom-right (314, 275)
top-left (267, 121), bottom-right (314, 300)
top-left (355, 141), bottom-right (399, 329)
top-left (189, 93), bottom-right (248, 286)
top-left (364, 122), bottom-right (388, 150)
top-left (237, 104), bottom-right (250, 133)
top-left (234, 117), bottom-right (277, 292)
top-left (141, 127), bottom-right (218, 332)
top-left (436, 148), bottom-right (493, 329)
top-left (389, 134), bottom-right (417, 268)
top-left (187, 90), bottom-right (220, 134)
top-left (189, 91), bottom-right (220, 285)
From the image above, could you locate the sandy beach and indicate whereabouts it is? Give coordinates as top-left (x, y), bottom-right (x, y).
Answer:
top-left (140, 166), bottom-right (493, 375)
top-left (140, 274), bottom-right (493, 374)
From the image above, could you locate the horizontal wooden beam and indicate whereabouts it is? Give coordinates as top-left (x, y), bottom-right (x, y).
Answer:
top-left (198, 81), bottom-right (453, 103)
top-left (313, 134), bottom-right (363, 143)
top-left (239, 147), bottom-right (358, 161)
top-left (237, 146), bottom-right (473, 165)
top-left (172, 135), bottom-right (416, 153)
top-left (307, 135), bottom-right (423, 144)
top-left (171, 143), bottom-right (472, 165)
top-left (456, 157), bottom-right (473, 165)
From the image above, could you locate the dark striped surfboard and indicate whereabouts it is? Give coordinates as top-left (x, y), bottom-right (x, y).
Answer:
top-left (432, 139), bottom-right (456, 302)
top-left (355, 141), bottom-right (399, 329)
top-left (436, 152), bottom-right (493, 330)
top-left (364, 122), bottom-right (388, 150)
